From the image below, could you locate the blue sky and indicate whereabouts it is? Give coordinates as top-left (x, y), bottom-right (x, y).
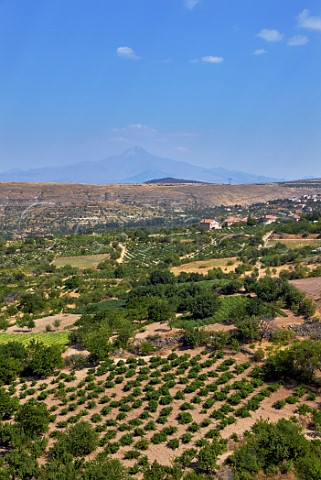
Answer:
top-left (0, 0), bottom-right (321, 179)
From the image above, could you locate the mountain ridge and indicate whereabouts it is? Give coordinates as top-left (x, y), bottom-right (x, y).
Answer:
top-left (0, 147), bottom-right (279, 185)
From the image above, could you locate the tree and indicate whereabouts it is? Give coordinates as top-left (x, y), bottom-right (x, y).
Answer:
top-left (295, 450), bottom-right (321, 480)
top-left (19, 293), bottom-right (45, 314)
top-left (220, 279), bottom-right (243, 295)
top-left (290, 340), bottom-right (321, 382)
top-left (148, 298), bottom-right (174, 323)
top-left (209, 331), bottom-right (231, 351)
top-left (17, 314), bottom-right (35, 330)
top-left (197, 438), bottom-right (226, 473)
top-left (56, 421), bottom-right (98, 458)
top-left (0, 388), bottom-right (19, 420)
top-left (265, 340), bottom-right (321, 383)
top-left (149, 270), bottom-right (175, 285)
top-left (6, 449), bottom-right (40, 480)
top-left (235, 317), bottom-right (260, 342)
top-left (143, 461), bottom-right (182, 480)
top-left (84, 458), bottom-right (129, 480)
top-left (0, 342), bottom-right (27, 384)
top-left (39, 460), bottom-right (81, 480)
top-left (190, 292), bottom-right (220, 319)
top-left (0, 315), bottom-right (10, 331)
top-left (259, 316), bottom-right (275, 340)
top-left (84, 324), bottom-right (112, 361)
top-left (26, 340), bottom-right (63, 377)
top-left (227, 418), bottom-right (311, 479)
top-left (227, 443), bottom-right (261, 479)
top-left (15, 400), bottom-right (50, 438)
top-left (298, 298), bottom-right (316, 318)
top-left (64, 275), bottom-right (82, 290)
top-left (183, 326), bottom-right (209, 348)
top-left (254, 277), bottom-right (288, 303)
top-left (114, 319), bottom-right (134, 348)
top-left (247, 217), bottom-right (257, 226)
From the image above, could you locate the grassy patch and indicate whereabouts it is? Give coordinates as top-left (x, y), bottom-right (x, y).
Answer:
top-left (269, 239), bottom-right (321, 250)
top-left (0, 332), bottom-right (69, 347)
top-left (53, 254), bottom-right (110, 269)
top-left (72, 299), bottom-right (126, 315)
top-left (174, 296), bottom-right (249, 327)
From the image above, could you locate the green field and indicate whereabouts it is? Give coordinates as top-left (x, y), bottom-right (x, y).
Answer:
top-left (174, 296), bottom-right (249, 328)
top-left (53, 253), bottom-right (110, 269)
top-left (73, 299), bottom-right (126, 315)
top-left (0, 332), bottom-right (69, 347)
top-left (269, 239), bottom-right (321, 250)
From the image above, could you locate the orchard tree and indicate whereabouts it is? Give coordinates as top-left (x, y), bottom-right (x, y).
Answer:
top-left (0, 388), bottom-right (19, 420)
top-left (235, 317), bottom-right (260, 343)
top-left (26, 340), bottom-right (63, 377)
top-left (59, 421), bottom-right (98, 457)
top-left (84, 458), bottom-right (129, 480)
top-left (84, 324), bottom-right (112, 361)
top-left (147, 298), bottom-right (175, 323)
top-left (197, 437), bottom-right (226, 473)
top-left (15, 400), bottom-right (50, 438)
top-left (0, 341), bottom-right (27, 384)
top-left (149, 270), bottom-right (175, 285)
top-left (190, 292), bottom-right (221, 319)
top-left (19, 293), bottom-right (45, 314)
top-left (265, 340), bottom-right (321, 383)
top-left (183, 326), bottom-right (209, 348)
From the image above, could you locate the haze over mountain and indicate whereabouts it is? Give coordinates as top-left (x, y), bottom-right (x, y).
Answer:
top-left (0, 147), bottom-right (279, 185)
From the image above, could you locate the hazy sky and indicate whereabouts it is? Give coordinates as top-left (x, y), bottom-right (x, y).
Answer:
top-left (1, 0), bottom-right (321, 179)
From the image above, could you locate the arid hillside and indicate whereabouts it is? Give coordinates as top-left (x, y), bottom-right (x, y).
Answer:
top-left (1, 180), bottom-right (321, 237)
top-left (1, 180), bottom-right (321, 208)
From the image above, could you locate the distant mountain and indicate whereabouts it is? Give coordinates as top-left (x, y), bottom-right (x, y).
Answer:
top-left (145, 177), bottom-right (206, 184)
top-left (0, 147), bottom-right (278, 184)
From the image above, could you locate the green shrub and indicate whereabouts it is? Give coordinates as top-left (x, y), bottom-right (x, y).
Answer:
top-left (167, 438), bottom-right (179, 450)
top-left (124, 450), bottom-right (141, 459)
top-left (151, 432), bottom-right (167, 444)
top-left (135, 438), bottom-right (149, 450)
top-left (273, 400), bottom-right (286, 410)
top-left (119, 434), bottom-right (133, 446)
top-left (177, 412), bottom-right (193, 424)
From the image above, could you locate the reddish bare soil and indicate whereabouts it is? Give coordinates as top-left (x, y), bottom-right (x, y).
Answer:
top-left (291, 277), bottom-right (321, 315)
top-left (291, 277), bottom-right (321, 298)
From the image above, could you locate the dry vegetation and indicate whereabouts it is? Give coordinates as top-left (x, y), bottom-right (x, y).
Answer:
top-left (171, 258), bottom-right (239, 275)
top-left (1, 180), bottom-right (321, 211)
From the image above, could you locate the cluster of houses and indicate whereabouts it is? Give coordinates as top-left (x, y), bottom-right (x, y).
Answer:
top-left (200, 214), bottom-right (301, 230)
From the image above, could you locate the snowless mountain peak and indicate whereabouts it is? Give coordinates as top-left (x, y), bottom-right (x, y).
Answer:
top-left (0, 147), bottom-right (280, 184)
top-left (123, 146), bottom-right (149, 158)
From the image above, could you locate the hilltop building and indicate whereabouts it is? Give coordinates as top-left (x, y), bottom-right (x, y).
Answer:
top-left (261, 215), bottom-right (278, 225)
top-left (200, 219), bottom-right (221, 230)
top-left (223, 217), bottom-right (248, 227)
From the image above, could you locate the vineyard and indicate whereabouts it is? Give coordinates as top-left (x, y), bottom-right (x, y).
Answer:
top-left (3, 348), bottom-right (319, 477)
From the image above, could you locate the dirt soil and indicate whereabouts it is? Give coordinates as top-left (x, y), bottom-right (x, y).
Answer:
top-left (171, 257), bottom-right (239, 275)
top-left (134, 322), bottom-right (181, 340)
top-left (291, 277), bottom-right (321, 298)
top-left (7, 313), bottom-right (80, 334)
top-left (272, 310), bottom-right (305, 328)
top-left (290, 277), bottom-right (321, 315)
